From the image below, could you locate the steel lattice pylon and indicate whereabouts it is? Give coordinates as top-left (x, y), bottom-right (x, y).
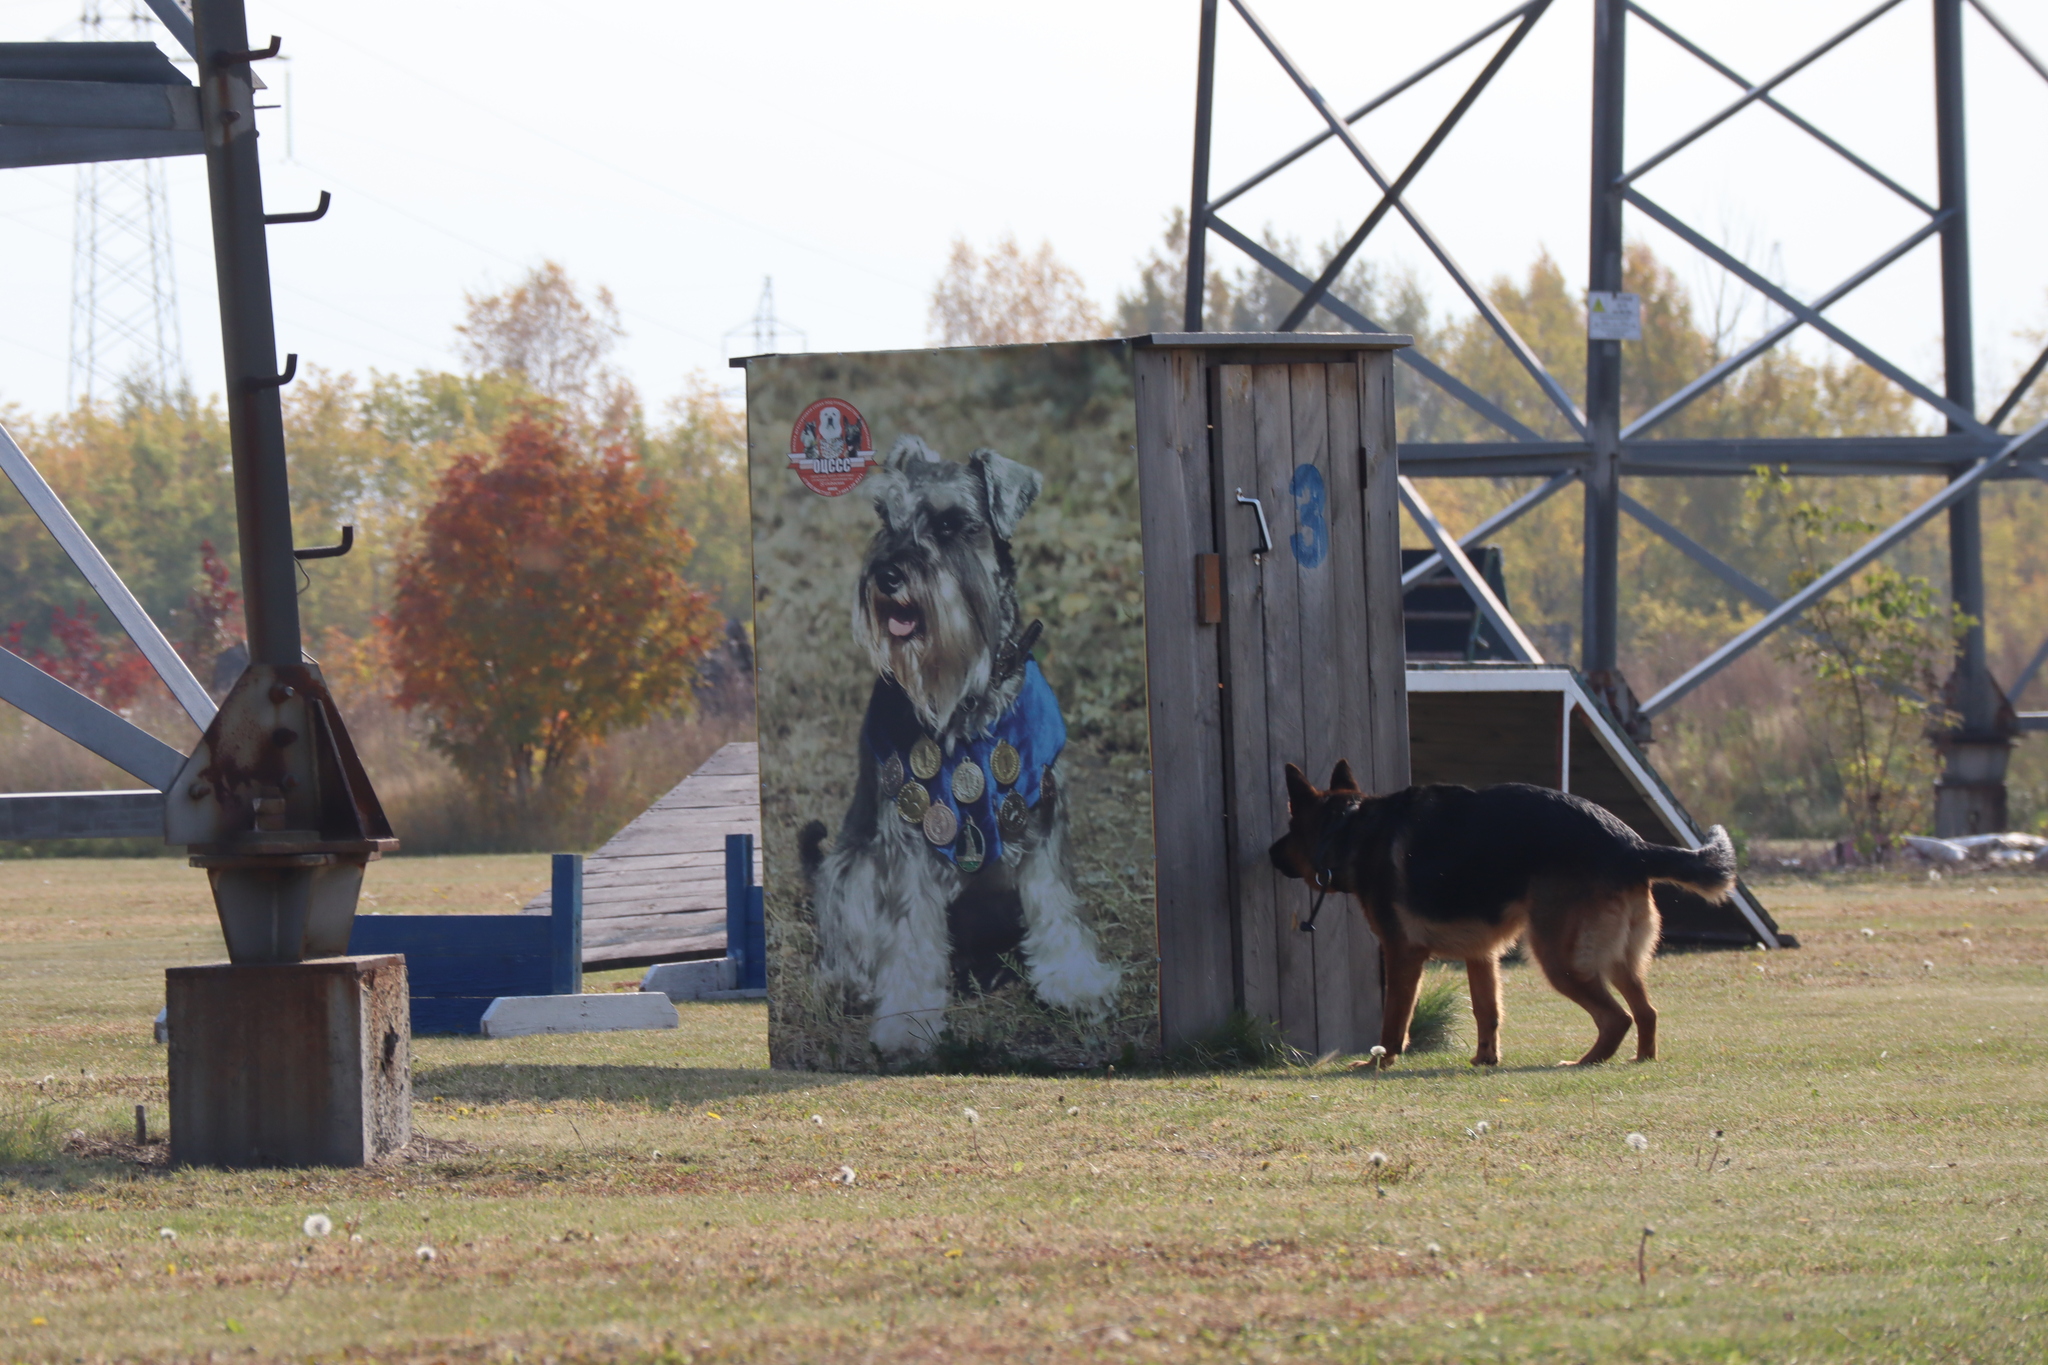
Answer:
top-left (1181, 0), bottom-right (2048, 836)
top-left (66, 0), bottom-right (186, 406)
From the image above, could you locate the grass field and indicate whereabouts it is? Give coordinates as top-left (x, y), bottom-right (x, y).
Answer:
top-left (0, 856), bottom-right (2041, 1363)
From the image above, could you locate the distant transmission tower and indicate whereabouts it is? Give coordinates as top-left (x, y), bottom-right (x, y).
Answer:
top-left (67, 0), bottom-right (186, 406)
top-left (724, 277), bottom-right (806, 357)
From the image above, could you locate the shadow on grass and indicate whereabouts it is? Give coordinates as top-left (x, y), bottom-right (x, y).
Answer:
top-left (416, 1062), bottom-right (862, 1107)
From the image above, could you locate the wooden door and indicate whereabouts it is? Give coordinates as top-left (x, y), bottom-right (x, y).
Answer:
top-left (1211, 361), bottom-right (1402, 1055)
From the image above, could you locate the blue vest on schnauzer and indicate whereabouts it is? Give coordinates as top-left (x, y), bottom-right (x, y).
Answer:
top-left (864, 659), bottom-right (1065, 866)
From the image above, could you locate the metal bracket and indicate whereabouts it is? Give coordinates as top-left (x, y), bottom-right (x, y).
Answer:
top-left (244, 353), bottom-right (296, 392)
top-left (214, 36), bottom-right (282, 66)
top-left (294, 526), bottom-right (354, 562)
top-left (1234, 489), bottom-right (1272, 558)
top-left (264, 191), bottom-right (330, 226)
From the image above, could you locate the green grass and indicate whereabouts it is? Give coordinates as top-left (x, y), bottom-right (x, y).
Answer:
top-left (0, 857), bottom-right (2043, 1362)
top-left (1407, 972), bottom-right (1466, 1054)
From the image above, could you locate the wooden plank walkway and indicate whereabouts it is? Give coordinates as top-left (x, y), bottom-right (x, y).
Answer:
top-left (524, 741), bottom-right (762, 966)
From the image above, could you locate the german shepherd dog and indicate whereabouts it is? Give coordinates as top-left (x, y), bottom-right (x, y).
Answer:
top-left (1269, 762), bottom-right (1736, 1067)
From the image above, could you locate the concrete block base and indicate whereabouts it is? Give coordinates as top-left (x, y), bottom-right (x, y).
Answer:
top-left (639, 958), bottom-right (734, 1001)
top-left (166, 955), bottom-right (410, 1168)
top-left (480, 993), bottom-right (679, 1038)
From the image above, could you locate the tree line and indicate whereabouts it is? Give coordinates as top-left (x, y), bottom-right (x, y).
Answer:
top-left (4, 225), bottom-right (2045, 851)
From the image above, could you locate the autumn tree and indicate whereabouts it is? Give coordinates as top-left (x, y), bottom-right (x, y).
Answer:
top-left (2, 605), bottom-right (153, 709)
top-left (929, 235), bottom-right (1105, 345)
top-left (386, 411), bottom-right (723, 817)
top-left (457, 261), bottom-right (632, 434)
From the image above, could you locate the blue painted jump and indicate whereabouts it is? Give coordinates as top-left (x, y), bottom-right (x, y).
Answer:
top-left (347, 853), bottom-right (584, 1035)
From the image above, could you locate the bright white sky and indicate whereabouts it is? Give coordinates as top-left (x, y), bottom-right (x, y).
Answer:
top-left (3, 0), bottom-right (2045, 428)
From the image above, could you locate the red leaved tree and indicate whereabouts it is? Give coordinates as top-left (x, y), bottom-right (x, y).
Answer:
top-left (3, 604), bottom-right (155, 709)
top-left (385, 411), bottom-right (722, 817)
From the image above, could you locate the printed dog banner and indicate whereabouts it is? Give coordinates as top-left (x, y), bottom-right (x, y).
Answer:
top-left (744, 344), bottom-right (1158, 1070)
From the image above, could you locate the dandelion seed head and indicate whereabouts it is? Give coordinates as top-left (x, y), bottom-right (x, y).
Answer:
top-left (963, 1108), bottom-right (980, 1125)
top-left (811, 1114), bottom-right (824, 1126)
top-left (1475, 1121), bottom-right (1491, 1135)
top-left (1860, 928), bottom-right (1875, 938)
top-left (834, 1165), bottom-right (857, 1186)
top-left (302, 1214), bottom-right (332, 1238)
top-left (1626, 1132), bottom-right (1649, 1153)
top-left (1426, 1242), bottom-right (1442, 1255)
top-left (1369, 1046), bottom-right (1387, 1058)
top-left (1367, 1151), bottom-right (1388, 1167)
top-left (157, 1228), bottom-right (177, 1242)
top-left (1922, 960), bottom-right (1934, 971)
top-left (350, 1234), bottom-right (363, 1244)
top-left (1066, 1106), bottom-right (1080, 1116)
top-left (415, 1245), bottom-right (436, 1263)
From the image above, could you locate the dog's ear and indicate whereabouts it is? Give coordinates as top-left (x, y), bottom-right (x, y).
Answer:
top-left (969, 448), bottom-right (1042, 540)
top-left (1328, 759), bottom-right (1359, 792)
top-left (886, 435), bottom-right (942, 470)
top-left (1283, 763), bottom-right (1318, 814)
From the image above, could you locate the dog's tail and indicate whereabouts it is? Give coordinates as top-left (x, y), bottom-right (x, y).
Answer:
top-left (1638, 825), bottom-right (1736, 898)
top-left (799, 820), bottom-right (830, 884)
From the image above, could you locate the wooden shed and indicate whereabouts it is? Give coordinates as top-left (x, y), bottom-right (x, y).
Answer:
top-left (739, 333), bottom-right (1411, 1069)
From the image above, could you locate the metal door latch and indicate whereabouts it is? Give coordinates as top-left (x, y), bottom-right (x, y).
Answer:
top-left (1235, 489), bottom-right (1272, 559)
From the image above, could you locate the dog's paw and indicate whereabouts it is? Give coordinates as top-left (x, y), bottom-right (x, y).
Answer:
top-left (1027, 952), bottom-right (1122, 1016)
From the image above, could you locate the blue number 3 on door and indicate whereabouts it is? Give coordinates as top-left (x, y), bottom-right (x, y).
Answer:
top-left (1289, 463), bottom-right (1328, 568)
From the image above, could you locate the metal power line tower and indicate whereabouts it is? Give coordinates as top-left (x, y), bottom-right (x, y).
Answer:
top-left (724, 277), bottom-right (806, 358)
top-left (67, 0), bottom-right (186, 405)
top-left (1181, 0), bottom-right (2048, 836)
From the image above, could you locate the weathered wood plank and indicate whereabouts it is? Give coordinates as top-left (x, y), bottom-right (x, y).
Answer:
top-left (1358, 353), bottom-right (1411, 794)
top-left (1322, 362), bottom-right (1381, 1052)
top-left (585, 932), bottom-right (725, 963)
top-left (1136, 348), bottom-right (1234, 1049)
top-left (1254, 364), bottom-right (1313, 1048)
top-left (1214, 364), bottom-right (1279, 1029)
top-left (1286, 363), bottom-right (1361, 1056)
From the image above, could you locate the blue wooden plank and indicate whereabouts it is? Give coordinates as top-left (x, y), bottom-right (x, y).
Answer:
top-left (744, 884), bottom-right (766, 990)
top-left (407, 997), bottom-right (494, 1036)
top-left (551, 853), bottom-right (583, 993)
top-left (348, 915), bottom-right (554, 997)
top-left (726, 834), bottom-right (751, 986)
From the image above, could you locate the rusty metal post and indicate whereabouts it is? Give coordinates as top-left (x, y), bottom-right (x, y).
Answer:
top-left (163, 0), bottom-right (405, 1168)
top-left (172, 0), bottom-right (395, 966)
top-left (194, 0), bottom-right (299, 667)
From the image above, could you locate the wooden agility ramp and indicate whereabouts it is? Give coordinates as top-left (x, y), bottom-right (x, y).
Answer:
top-left (524, 741), bottom-right (762, 966)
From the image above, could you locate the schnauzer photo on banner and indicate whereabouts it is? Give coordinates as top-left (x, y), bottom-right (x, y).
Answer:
top-left (745, 344), bottom-right (1157, 1070)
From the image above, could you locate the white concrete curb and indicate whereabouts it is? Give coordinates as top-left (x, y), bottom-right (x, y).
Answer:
top-left (480, 993), bottom-right (679, 1038)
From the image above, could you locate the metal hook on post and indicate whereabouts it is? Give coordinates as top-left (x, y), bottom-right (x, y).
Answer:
top-left (214, 35), bottom-right (281, 65)
top-left (244, 354), bottom-right (296, 392)
top-left (293, 526), bottom-right (354, 562)
top-left (264, 192), bottom-right (330, 226)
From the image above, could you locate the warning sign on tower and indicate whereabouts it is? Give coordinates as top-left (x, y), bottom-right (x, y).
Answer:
top-left (1587, 291), bottom-right (1642, 341)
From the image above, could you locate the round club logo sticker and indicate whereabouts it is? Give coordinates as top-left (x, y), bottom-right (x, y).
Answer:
top-left (788, 398), bottom-right (875, 497)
